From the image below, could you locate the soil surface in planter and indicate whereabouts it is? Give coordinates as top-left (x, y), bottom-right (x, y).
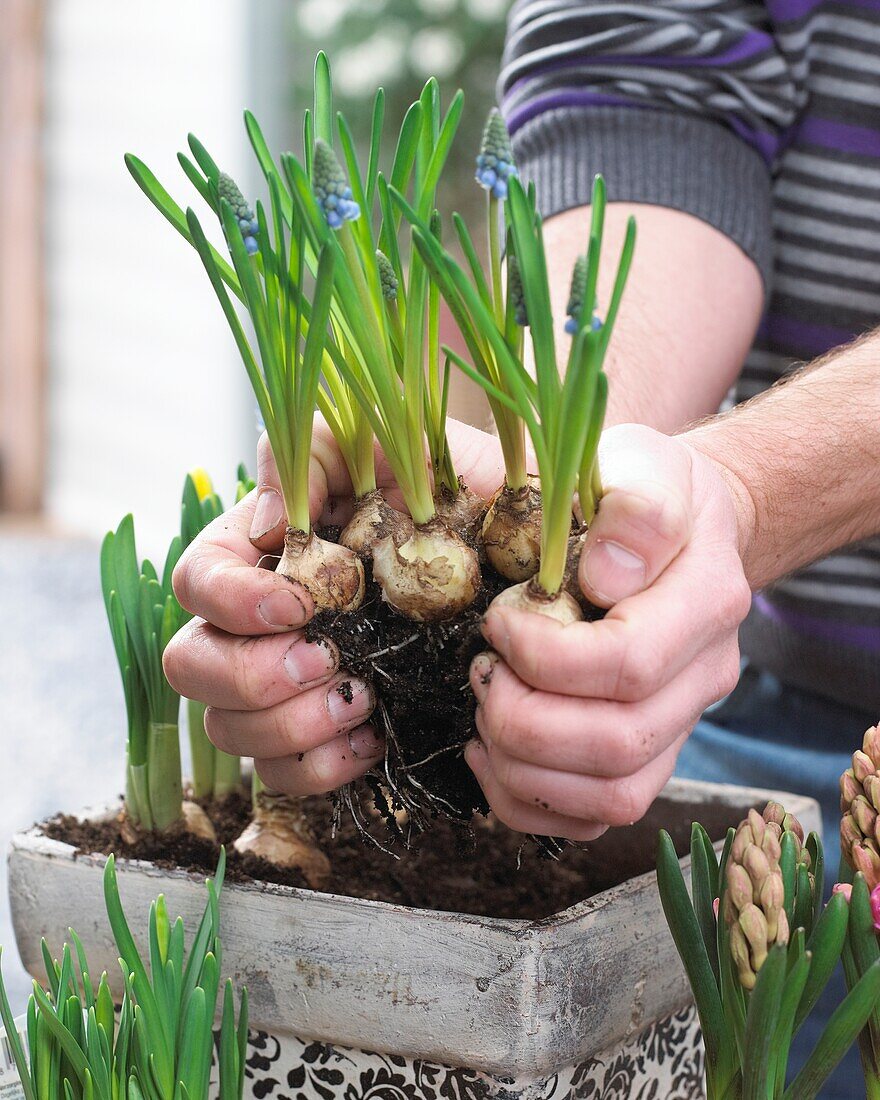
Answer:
top-left (44, 791), bottom-right (750, 921)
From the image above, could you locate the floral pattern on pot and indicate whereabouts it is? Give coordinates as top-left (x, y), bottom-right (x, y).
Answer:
top-left (236, 1006), bottom-right (704, 1100)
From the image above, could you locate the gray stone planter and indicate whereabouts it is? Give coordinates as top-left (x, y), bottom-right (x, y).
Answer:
top-left (7, 778), bottom-right (820, 1099)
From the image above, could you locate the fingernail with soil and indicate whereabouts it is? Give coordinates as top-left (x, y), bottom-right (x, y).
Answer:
top-left (327, 678), bottom-right (374, 727)
top-left (259, 587), bottom-right (308, 629)
top-left (470, 652), bottom-right (498, 702)
top-left (481, 609), bottom-right (509, 655)
top-left (284, 637), bottom-right (338, 687)
top-left (583, 540), bottom-right (646, 603)
top-left (348, 724), bottom-right (384, 760)
top-left (250, 487), bottom-right (285, 541)
top-left (464, 738), bottom-right (488, 776)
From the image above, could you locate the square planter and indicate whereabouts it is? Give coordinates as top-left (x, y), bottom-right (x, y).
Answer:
top-left (7, 777), bottom-right (820, 1099)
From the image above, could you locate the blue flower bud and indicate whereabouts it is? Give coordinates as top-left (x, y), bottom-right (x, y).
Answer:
top-left (313, 140), bottom-right (360, 229)
top-left (218, 171), bottom-right (259, 255)
top-left (476, 109), bottom-right (517, 200)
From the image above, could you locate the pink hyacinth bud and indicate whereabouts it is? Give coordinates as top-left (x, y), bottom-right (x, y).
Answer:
top-left (854, 751), bottom-right (875, 784)
top-left (871, 884), bottom-right (880, 932)
top-left (713, 897), bottom-right (720, 921)
top-left (833, 882), bottom-right (853, 902)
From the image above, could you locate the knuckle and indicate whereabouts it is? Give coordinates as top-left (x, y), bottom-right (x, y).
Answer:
top-left (171, 547), bottom-right (199, 613)
top-left (613, 726), bottom-right (654, 777)
top-left (228, 639), bottom-right (268, 709)
top-left (253, 756), bottom-right (283, 792)
top-left (303, 750), bottom-right (337, 794)
top-left (614, 638), bottom-right (664, 702)
top-left (716, 655), bottom-right (741, 700)
top-left (722, 572), bottom-right (752, 628)
top-left (604, 777), bottom-right (652, 827)
top-left (203, 708), bottom-right (233, 755)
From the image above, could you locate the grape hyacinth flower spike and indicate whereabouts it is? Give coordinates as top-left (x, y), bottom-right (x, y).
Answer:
top-left (565, 253), bottom-right (603, 335)
top-left (218, 171), bottom-right (259, 254)
top-left (313, 139), bottom-right (360, 228)
top-left (475, 108), bottom-right (517, 199)
top-left (376, 249), bottom-right (399, 301)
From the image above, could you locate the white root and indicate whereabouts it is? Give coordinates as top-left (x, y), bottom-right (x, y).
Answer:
top-left (372, 517), bottom-right (481, 621)
top-left (277, 527), bottom-right (365, 612)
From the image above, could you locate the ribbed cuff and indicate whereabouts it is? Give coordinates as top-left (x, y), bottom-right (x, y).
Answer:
top-left (510, 106), bottom-right (774, 292)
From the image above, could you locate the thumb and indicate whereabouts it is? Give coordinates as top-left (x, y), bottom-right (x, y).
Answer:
top-left (249, 431), bottom-right (288, 551)
top-left (579, 424), bottom-right (693, 608)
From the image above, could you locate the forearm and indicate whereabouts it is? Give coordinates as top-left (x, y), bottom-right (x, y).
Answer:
top-left (685, 333), bottom-right (880, 590)
top-left (544, 203), bottom-right (764, 431)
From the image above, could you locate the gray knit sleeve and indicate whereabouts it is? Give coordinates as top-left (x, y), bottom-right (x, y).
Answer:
top-left (499, 1), bottom-right (807, 287)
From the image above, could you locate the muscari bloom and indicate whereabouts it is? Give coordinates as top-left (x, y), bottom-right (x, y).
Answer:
top-left (376, 250), bottom-right (398, 302)
top-left (313, 140), bottom-right (360, 230)
top-left (476, 108), bottom-right (518, 200)
top-left (564, 254), bottom-right (604, 335)
top-left (218, 172), bottom-right (259, 255)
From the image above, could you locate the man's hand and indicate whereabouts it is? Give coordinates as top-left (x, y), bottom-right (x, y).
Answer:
top-left (464, 424), bottom-right (754, 841)
top-left (162, 418), bottom-right (506, 799)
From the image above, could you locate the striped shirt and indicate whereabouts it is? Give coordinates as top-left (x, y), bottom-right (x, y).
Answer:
top-left (499, 0), bottom-right (880, 713)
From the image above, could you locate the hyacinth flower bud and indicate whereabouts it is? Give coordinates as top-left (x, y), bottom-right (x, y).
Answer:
top-left (864, 773), bottom-right (880, 812)
top-left (853, 842), bottom-right (880, 888)
top-left (724, 804), bottom-right (792, 990)
top-left (475, 108), bottom-right (517, 200)
top-left (507, 253), bottom-right (528, 326)
top-left (312, 140), bottom-right (360, 229)
top-left (376, 250), bottom-right (398, 301)
top-left (833, 882), bottom-right (854, 902)
top-left (871, 882), bottom-right (880, 931)
top-left (840, 725), bottom-right (880, 889)
top-left (218, 172), bottom-right (259, 255)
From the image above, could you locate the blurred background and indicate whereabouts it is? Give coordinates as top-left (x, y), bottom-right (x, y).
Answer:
top-left (0, 0), bottom-right (507, 1010)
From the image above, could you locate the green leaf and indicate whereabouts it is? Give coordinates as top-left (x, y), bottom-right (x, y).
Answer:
top-left (656, 831), bottom-right (725, 1068)
top-left (741, 943), bottom-right (787, 1099)
top-left (124, 154), bottom-right (241, 298)
top-left (784, 959), bottom-right (880, 1100)
top-left (797, 892), bottom-right (849, 1032)
top-left (0, 948), bottom-right (36, 1100)
top-left (313, 52), bottom-right (333, 146)
top-left (186, 133), bottom-right (219, 183)
top-left (690, 823), bottom-right (721, 985)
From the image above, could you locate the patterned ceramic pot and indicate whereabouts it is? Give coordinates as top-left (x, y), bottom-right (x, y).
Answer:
top-left (7, 778), bottom-right (820, 1100)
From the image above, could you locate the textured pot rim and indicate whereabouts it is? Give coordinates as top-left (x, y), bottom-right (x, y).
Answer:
top-left (10, 776), bottom-right (819, 930)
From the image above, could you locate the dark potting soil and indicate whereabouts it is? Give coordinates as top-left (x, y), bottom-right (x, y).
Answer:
top-left (304, 537), bottom-right (514, 828)
top-left (43, 791), bottom-right (750, 921)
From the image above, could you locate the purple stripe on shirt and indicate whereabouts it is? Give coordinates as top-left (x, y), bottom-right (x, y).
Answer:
top-left (505, 91), bottom-right (779, 163)
top-left (755, 594), bottom-right (880, 652)
top-left (767, 0), bottom-right (825, 20)
top-left (503, 32), bottom-right (774, 99)
top-left (796, 116), bottom-right (880, 157)
top-left (758, 313), bottom-right (858, 357)
top-left (505, 90), bottom-right (647, 133)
